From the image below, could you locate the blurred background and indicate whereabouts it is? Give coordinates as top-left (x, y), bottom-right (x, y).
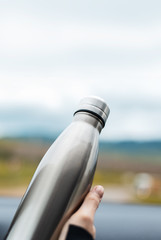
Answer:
top-left (0, 0), bottom-right (161, 204)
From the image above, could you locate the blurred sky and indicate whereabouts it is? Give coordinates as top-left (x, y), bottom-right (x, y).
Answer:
top-left (0, 0), bottom-right (161, 140)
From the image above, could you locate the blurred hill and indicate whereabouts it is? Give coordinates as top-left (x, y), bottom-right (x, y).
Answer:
top-left (98, 140), bottom-right (161, 174)
top-left (100, 141), bottom-right (161, 155)
top-left (0, 137), bottom-right (161, 201)
top-left (0, 137), bottom-right (160, 174)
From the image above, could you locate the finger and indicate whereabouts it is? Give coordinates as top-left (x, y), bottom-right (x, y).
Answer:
top-left (78, 185), bottom-right (104, 221)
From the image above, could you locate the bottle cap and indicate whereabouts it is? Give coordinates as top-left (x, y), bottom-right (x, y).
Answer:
top-left (74, 96), bottom-right (110, 127)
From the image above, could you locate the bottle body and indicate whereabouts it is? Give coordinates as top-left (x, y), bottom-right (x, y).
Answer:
top-left (6, 113), bottom-right (101, 240)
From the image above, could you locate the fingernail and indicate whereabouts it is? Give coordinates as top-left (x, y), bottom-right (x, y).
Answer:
top-left (92, 185), bottom-right (104, 198)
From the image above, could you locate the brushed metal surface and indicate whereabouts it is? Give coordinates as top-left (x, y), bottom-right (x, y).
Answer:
top-left (2, 198), bottom-right (161, 240)
top-left (75, 96), bottom-right (110, 126)
top-left (6, 97), bottom-right (109, 240)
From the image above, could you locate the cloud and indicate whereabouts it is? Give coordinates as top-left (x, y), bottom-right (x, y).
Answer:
top-left (0, 0), bottom-right (161, 140)
top-left (1, 19), bottom-right (161, 57)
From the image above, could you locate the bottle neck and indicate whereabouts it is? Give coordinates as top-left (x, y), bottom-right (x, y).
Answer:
top-left (73, 112), bottom-right (103, 133)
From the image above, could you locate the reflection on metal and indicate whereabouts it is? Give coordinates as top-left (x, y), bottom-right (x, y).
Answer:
top-left (6, 96), bottom-right (110, 240)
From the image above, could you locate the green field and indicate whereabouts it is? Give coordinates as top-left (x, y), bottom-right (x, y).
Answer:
top-left (0, 138), bottom-right (161, 204)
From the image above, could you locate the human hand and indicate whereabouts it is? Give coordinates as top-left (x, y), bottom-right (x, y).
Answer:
top-left (59, 185), bottom-right (104, 240)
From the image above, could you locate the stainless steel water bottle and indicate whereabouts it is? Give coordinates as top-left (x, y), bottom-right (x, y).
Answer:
top-left (6, 96), bottom-right (110, 240)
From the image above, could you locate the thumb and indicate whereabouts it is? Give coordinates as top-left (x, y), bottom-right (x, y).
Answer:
top-left (78, 185), bottom-right (104, 221)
